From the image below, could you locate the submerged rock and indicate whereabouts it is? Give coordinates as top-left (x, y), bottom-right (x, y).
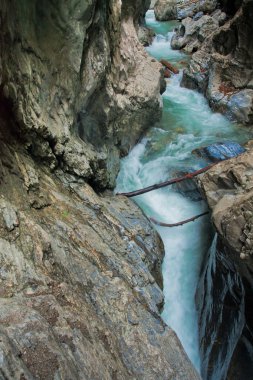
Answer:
top-left (171, 171), bottom-right (203, 201)
top-left (193, 141), bottom-right (246, 162)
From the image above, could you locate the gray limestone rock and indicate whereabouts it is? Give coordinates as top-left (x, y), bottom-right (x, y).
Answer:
top-left (154, 0), bottom-right (178, 20)
top-left (181, 0), bottom-right (253, 124)
top-left (0, 139), bottom-right (201, 379)
top-left (171, 15), bottom-right (219, 53)
top-left (0, 0), bottom-right (163, 189)
top-left (155, 0), bottom-right (218, 21)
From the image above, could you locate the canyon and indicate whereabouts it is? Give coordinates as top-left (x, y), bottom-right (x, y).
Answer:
top-left (0, 0), bottom-right (252, 379)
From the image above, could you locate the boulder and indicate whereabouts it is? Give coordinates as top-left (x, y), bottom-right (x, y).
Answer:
top-left (171, 171), bottom-right (203, 201)
top-left (154, 0), bottom-right (177, 21)
top-left (155, 0), bottom-right (218, 21)
top-left (171, 15), bottom-right (219, 53)
top-left (193, 142), bottom-right (246, 162)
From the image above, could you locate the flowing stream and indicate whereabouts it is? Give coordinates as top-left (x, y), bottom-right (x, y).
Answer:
top-left (116, 10), bottom-right (251, 374)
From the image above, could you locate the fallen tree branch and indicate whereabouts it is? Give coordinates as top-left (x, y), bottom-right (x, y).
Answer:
top-left (116, 163), bottom-right (215, 198)
top-left (160, 59), bottom-right (179, 74)
top-left (149, 211), bottom-right (209, 227)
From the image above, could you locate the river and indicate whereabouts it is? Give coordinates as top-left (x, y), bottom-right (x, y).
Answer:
top-left (115, 9), bottom-right (251, 374)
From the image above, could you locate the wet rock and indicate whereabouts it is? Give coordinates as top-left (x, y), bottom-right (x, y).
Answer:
top-left (150, 0), bottom-right (158, 9)
top-left (138, 26), bottom-right (155, 46)
top-left (193, 141), bottom-right (246, 162)
top-left (193, 11), bottom-right (204, 21)
top-left (171, 171), bottom-right (203, 201)
top-left (196, 236), bottom-right (246, 380)
top-left (226, 89), bottom-right (253, 124)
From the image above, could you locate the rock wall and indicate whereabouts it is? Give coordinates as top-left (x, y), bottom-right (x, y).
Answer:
top-left (0, 136), bottom-right (201, 379)
top-left (0, 0), bottom-right (163, 189)
top-left (181, 0), bottom-right (253, 125)
top-left (197, 143), bottom-right (253, 379)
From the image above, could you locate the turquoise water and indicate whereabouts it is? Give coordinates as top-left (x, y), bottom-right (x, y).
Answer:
top-left (116, 10), bottom-right (251, 373)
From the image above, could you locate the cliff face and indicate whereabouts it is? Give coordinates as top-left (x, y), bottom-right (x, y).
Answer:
top-left (0, 0), bottom-right (162, 189)
top-left (182, 0), bottom-right (253, 125)
top-left (197, 144), bottom-right (253, 379)
top-left (0, 138), bottom-right (201, 379)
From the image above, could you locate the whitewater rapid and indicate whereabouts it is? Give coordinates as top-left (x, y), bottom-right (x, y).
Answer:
top-left (116, 10), bottom-right (250, 373)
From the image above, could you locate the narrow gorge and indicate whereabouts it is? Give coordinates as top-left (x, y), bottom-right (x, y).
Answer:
top-left (0, 0), bottom-right (252, 379)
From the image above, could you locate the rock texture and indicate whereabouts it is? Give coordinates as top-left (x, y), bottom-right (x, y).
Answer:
top-left (0, 0), bottom-right (163, 189)
top-left (154, 0), bottom-right (218, 21)
top-left (0, 136), bottom-right (201, 380)
top-left (181, 0), bottom-right (253, 124)
top-left (197, 142), bottom-right (253, 379)
top-left (0, 0), bottom-right (201, 379)
top-left (171, 14), bottom-right (221, 53)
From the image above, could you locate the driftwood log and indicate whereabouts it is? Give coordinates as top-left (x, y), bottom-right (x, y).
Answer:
top-left (149, 211), bottom-right (209, 227)
top-left (160, 59), bottom-right (179, 74)
top-left (116, 164), bottom-right (215, 198)
top-left (164, 68), bottom-right (171, 78)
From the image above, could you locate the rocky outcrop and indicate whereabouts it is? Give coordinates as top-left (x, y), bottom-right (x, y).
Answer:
top-left (197, 142), bottom-right (253, 379)
top-left (154, 0), bottom-right (178, 20)
top-left (181, 0), bottom-right (253, 125)
top-left (199, 142), bottom-right (253, 255)
top-left (0, 133), bottom-right (201, 379)
top-left (0, 0), bottom-right (163, 190)
top-left (171, 14), bottom-right (221, 53)
top-left (154, 0), bottom-right (218, 21)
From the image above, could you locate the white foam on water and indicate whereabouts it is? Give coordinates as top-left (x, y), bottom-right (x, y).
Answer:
top-left (116, 8), bottom-right (251, 375)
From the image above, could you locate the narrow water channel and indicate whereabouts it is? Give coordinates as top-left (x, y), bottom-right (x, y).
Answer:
top-left (116, 10), bottom-right (251, 373)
